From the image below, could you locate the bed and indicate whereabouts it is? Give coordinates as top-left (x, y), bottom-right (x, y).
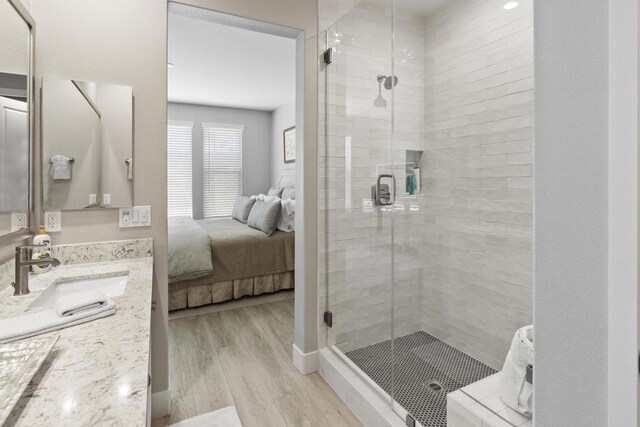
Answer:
top-left (168, 217), bottom-right (295, 311)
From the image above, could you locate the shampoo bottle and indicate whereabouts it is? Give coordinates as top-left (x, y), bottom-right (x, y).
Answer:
top-left (32, 226), bottom-right (52, 274)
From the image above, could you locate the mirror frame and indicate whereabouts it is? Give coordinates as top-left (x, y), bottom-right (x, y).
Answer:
top-left (0, 0), bottom-right (35, 248)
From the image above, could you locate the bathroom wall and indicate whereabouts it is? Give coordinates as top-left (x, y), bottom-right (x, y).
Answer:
top-left (420, 0), bottom-right (534, 369)
top-left (535, 0), bottom-right (609, 424)
top-left (318, 0), bottom-right (426, 351)
top-left (270, 99), bottom-right (296, 188)
top-left (27, 0), bottom-right (170, 404)
top-left (168, 102), bottom-right (272, 215)
top-left (25, 0), bottom-right (319, 411)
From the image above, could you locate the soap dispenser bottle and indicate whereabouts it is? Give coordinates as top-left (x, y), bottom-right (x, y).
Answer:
top-left (32, 226), bottom-right (52, 274)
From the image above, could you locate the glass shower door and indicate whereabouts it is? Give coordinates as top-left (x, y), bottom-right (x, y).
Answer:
top-left (319, 0), bottom-right (397, 403)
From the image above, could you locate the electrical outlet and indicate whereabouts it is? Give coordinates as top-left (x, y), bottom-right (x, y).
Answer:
top-left (10, 212), bottom-right (27, 232)
top-left (103, 193), bottom-right (111, 206)
top-left (89, 194), bottom-right (97, 206)
top-left (45, 211), bottom-right (61, 232)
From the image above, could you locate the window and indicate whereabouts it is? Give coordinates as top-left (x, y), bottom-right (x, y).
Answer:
top-left (202, 123), bottom-right (243, 218)
top-left (167, 121), bottom-right (193, 217)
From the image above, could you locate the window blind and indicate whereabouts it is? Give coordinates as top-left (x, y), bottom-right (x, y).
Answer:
top-left (167, 121), bottom-right (193, 217)
top-left (202, 123), bottom-right (243, 218)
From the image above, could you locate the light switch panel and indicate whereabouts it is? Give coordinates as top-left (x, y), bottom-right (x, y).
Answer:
top-left (119, 206), bottom-right (151, 228)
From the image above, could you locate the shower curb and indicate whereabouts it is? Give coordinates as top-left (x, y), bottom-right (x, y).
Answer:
top-left (318, 347), bottom-right (413, 427)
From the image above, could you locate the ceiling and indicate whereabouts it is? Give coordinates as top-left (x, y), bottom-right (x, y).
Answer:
top-left (397, 0), bottom-right (452, 15)
top-left (366, 0), bottom-right (453, 16)
top-left (168, 9), bottom-right (296, 111)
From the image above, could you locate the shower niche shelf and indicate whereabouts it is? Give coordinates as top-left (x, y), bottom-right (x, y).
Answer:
top-left (405, 150), bottom-right (423, 196)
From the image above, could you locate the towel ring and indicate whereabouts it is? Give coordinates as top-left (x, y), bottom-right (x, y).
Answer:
top-left (48, 157), bottom-right (75, 164)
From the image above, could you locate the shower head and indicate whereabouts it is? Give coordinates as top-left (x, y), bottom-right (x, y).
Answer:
top-left (377, 74), bottom-right (399, 90)
top-left (374, 78), bottom-right (387, 108)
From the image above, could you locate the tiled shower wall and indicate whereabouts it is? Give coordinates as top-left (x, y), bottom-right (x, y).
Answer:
top-left (420, 0), bottom-right (533, 369)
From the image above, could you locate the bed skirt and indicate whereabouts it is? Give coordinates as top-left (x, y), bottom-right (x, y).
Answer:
top-left (168, 271), bottom-right (294, 311)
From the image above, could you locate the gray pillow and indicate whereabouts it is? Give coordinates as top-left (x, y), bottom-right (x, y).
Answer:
top-left (267, 187), bottom-right (283, 197)
top-left (281, 187), bottom-right (295, 200)
top-left (232, 196), bottom-right (255, 223)
top-left (247, 198), bottom-right (281, 235)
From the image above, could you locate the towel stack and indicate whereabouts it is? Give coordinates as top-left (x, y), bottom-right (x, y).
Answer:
top-left (500, 325), bottom-right (533, 417)
top-left (0, 290), bottom-right (116, 343)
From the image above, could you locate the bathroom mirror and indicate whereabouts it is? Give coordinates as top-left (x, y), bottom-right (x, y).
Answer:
top-left (0, 0), bottom-right (34, 240)
top-left (42, 78), bottom-right (133, 210)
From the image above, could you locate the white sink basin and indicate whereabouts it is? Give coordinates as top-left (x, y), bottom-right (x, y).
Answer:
top-left (30, 275), bottom-right (128, 308)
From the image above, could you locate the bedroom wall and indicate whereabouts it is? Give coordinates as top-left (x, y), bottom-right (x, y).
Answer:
top-left (270, 99), bottom-right (295, 188)
top-left (168, 102), bottom-right (273, 213)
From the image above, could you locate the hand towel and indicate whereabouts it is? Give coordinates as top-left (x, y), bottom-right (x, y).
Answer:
top-left (500, 325), bottom-right (533, 416)
top-left (0, 296), bottom-right (116, 343)
top-left (51, 155), bottom-right (72, 180)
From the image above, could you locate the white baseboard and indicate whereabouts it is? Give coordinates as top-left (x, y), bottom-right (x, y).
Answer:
top-left (292, 343), bottom-right (319, 374)
top-left (152, 389), bottom-right (171, 419)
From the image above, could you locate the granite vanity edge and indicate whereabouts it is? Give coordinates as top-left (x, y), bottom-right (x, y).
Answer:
top-left (0, 238), bottom-right (153, 292)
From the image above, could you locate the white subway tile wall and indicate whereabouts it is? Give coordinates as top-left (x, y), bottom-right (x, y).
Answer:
top-left (319, 0), bottom-right (533, 370)
top-left (421, 0), bottom-right (533, 369)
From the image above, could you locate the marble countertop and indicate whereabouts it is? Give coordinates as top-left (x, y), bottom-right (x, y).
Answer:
top-left (0, 257), bottom-right (153, 426)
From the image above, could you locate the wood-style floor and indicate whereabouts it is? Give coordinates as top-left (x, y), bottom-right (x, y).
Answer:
top-left (151, 297), bottom-right (362, 427)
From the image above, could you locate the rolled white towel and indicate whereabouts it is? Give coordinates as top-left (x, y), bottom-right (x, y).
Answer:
top-left (500, 325), bottom-right (533, 416)
top-left (0, 292), bottom-right (116, 343)
top-left (55, 290), bottom-right (109, 317)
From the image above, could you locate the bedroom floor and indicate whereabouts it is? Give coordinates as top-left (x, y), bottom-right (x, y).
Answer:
top-left (151, 296), bottom-right (361, 426)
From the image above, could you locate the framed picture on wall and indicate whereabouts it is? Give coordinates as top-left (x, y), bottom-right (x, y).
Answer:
top-left (283, 126), bottom-right (295, 164)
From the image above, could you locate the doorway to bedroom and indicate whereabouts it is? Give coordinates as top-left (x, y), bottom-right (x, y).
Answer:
top-left (161, 4), bottom-right (309, 424)
top-left (166, 4), bottom-right (299, 313)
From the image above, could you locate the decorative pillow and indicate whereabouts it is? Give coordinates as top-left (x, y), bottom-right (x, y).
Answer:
top-left (267, 187), bottom-right (283, 197)
top-left (281, 187), bottom-right (295, 200)
top-left (231, 196), bottom-right (255, 223)
top-left (247, 197), bottom-right (281, 235)
top-left (277, 198), bottom-right (295, 232)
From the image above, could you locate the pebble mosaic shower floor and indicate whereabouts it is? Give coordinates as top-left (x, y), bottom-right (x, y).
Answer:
top-left (345, 331), bottom-right (496, 426)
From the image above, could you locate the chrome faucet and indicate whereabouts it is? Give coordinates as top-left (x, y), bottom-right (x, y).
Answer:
top-left (12, 245), bottom-right (61, 296)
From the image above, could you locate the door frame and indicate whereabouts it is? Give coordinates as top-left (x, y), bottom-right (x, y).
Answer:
top-left (608, 0), bottom-right (639, 425)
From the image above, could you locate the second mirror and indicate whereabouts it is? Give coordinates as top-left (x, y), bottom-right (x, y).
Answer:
top-left (42, 77), bottom-right (133, 210)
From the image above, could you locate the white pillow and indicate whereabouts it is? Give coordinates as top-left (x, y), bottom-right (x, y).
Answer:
top-left (277, 198), bottom-right (295, 232)
top-left (267, 187), bottom-right (283, 197)
top-left (282, 187), bottom-right (295, 200)
top-left (247, 197), bottom-right (281, 235)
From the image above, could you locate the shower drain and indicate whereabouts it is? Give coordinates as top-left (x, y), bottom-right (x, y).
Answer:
top-left (424, 380), bottom-right (444, 392)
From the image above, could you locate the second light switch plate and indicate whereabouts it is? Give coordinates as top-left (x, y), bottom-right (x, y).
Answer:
top-left (119, 206), bottom-right (151, 228)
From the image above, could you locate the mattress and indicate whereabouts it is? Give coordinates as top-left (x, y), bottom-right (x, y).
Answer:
top-left (196, 218), bottom-right (294, 283)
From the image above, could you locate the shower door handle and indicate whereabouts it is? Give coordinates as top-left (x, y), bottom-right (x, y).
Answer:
top-left (375, 173), bottom-right (395, 206)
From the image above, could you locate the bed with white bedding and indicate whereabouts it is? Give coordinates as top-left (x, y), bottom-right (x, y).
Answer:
top-left (167, 181), bottom-right (295, 311)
